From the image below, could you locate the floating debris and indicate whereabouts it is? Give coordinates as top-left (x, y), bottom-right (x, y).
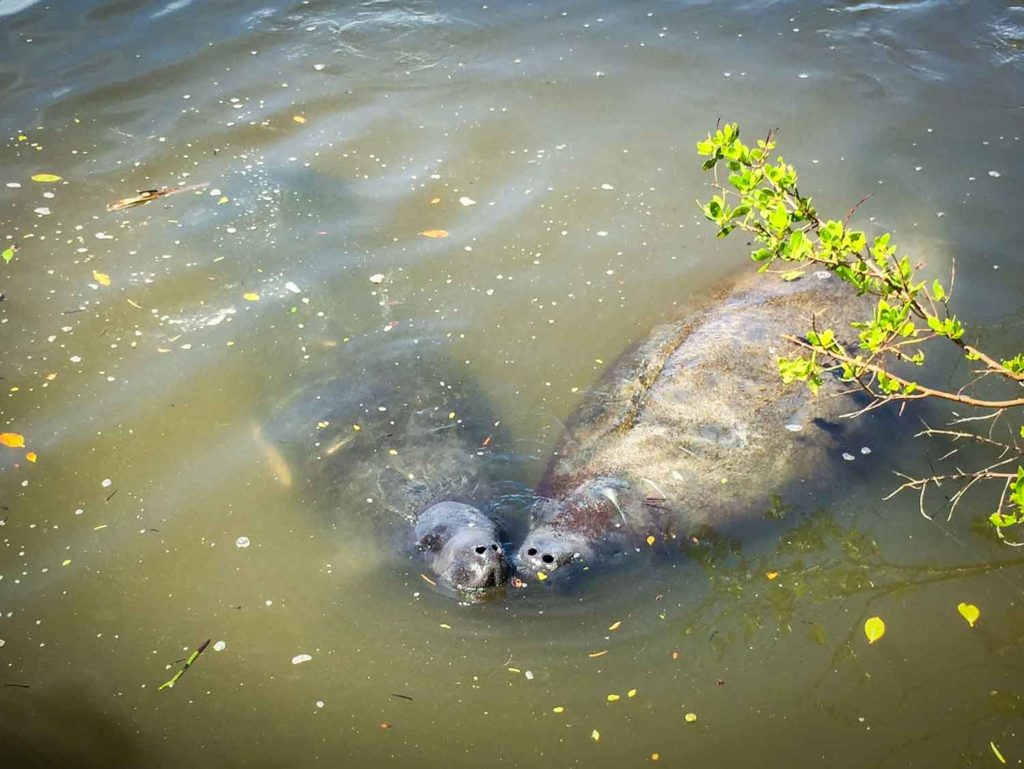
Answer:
top-left (107, 182), bottom-right (209, 212)
top-left (159, 639), bottom-right (211, 690)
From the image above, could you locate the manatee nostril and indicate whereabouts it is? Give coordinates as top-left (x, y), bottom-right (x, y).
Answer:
top-left (542, 553), bottom-right (555, 564)
top-left (475, 545), bottom-right (487, 554)
top-left (527, 547), bottom-right (538, 557)
top-left (490, 544), bottom-right (499, 551)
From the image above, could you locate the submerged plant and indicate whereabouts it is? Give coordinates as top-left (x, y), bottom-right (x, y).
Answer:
top-left (696, 121), bottom-right (1024, 541)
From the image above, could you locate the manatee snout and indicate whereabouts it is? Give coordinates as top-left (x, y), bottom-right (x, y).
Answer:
top-left (415, 501), bottom-right (510, 594)
top-left (513, 527), bottom-right (593, 581)
top-left (435, 528), bottom-right (509, 590)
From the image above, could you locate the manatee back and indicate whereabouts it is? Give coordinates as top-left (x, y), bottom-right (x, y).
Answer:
top-left (543, 271), bottom-right (882, 529)
top-left (264, 338), bottom-right (504, 528)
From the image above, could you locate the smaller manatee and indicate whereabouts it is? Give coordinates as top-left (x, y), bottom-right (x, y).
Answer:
top-left (415, 501), bottom-right (509, 592)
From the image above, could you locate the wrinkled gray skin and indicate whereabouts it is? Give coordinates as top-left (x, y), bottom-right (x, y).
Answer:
top-left (415, 502), bottom-right (508, 590)
top-left (515, 271), bottom-right (881, 581)
top-left (267, 339), bottom-right (510, 596)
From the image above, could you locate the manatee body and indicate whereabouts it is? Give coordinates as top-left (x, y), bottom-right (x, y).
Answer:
top-left (267, 339), bottom-right (511, 595)
top-left (514, 272), bottom-right (878, 580)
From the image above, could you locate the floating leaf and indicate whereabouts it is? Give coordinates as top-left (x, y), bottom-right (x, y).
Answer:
top-left (537, 571), bottom-right (548, 581)
top-left (243, 292), bottom-right (260, 301)
top-left (31, 173), bottom-right (61, 183)
top-left (864, 616), bottom-right (886, 644)
top-left (2, 247), bottom-right (13, 263)
top-left (766, 571), bottom-right (779, 580)
top-left (591, 729), bottom-right (600, 742)
top-left (26, 452), bottom-right (37, 463)
top-left (293, 115), bottom-right (307, 124)
top-left (92, 270), bottom-right (111, 286)
top-left (608, 620), bottom-right (621, 631)
top-left (552, 706), bottom-right (565, 714)
top-left (419, 229), bottom-right (449, 238)
top-left (588, 650), bottom-right (609, 659)
top-left (627, 689), bottom-right (637, 698)
top-left (957, 602), bottom-right (980, 628)
top-left (646, 535), bottom-right (656, 546)
top-left (991, 741), bottom-right (1006, 764)
top-left (0, 432), bottom-right (26, 448)
top-left (607, 694), bottom-right (620, 702)
top-left (651, 754), bottom-right (660, 762)
top-left (684, 712), bottom-right (697, 723)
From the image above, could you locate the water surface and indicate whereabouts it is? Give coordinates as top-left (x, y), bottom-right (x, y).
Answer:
top-left (1, 1), bottom-right (1023, 767)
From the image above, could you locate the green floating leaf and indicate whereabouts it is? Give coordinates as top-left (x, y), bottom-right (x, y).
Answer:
top-left (1, 247), bottom-right (13, 264)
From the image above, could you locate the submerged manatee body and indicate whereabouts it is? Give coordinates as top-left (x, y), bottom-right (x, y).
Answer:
top-left (266, 339), bottom-right (511, 596)
top-left (515, 272), bottom-right (882, 581)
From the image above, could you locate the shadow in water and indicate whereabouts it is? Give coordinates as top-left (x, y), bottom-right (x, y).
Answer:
top-left (0, 680), bottom-right (141, 769)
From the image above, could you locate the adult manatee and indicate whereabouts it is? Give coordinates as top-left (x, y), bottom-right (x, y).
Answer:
top-left (264, 338), bottom-right (514, 597)
top-left (514, 271), bottom-right (883, 581)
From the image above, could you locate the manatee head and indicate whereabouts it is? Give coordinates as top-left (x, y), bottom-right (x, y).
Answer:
top-left (513, 526), bottom-right (594, 581)
top-left (415, 501), bottom-right (509, 594)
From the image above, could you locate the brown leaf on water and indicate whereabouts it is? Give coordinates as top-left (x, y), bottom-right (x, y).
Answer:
top-left (107, 182), bottom-right (209, 212)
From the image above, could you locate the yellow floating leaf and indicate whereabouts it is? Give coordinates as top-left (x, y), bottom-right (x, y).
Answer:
top-left (646, 535), bottom-right (656, 546)
top-left (864, 616), bottom-right (886, 644)
top-left (991, 741), bottom-right (1006, 765)
top-left (61, 559), bottom-right (71, 567)
top-left (627, 689), bottom-right (637, 698)
top-left (352, 424), bottom-right (361, 431)
top-left (0, 432), bottom-right (26, 448)
top-left (92, 270), bottom-right (111, 286)
top-left (552, 706), bottom-right (565, 714)
top-left (537, 572), bottom-right (548, 581)
top-left (293, 115), bottom-right (307, 124)
top-left (684, 712), bottom-right (697, 723)
top-left (26, 452), bottom-right (37, 463)
top-left (607, 694), bottom-right (620, 702)
top-left (957, 602), bottom-right (980, 628)
top-left (507, 667), bottom-right (521, 674)
top-left (388, 449), bottom-right (398, 456)
top-left (651, 754), bottom-right (660, 762)
top-left (608, 620), bottom-right (622, 631)
top-left (430, 197), bottom-right (441, 204)
top-left (243, 292), bottom-right (260, 301)
top-left (31, 173), bottom-right (61, 183)
top-left (766, 571), bottom-right (779, 580)
top-left (587, 650), bottom-right (608, 658)
top-left (419, 229), bottom-right (449, 238)
top-left (448, 412), bottom-right (457, 419)
top-left (591, 729), bottom-right (600, 742)
top-left (439, 623), bottom-right (452, 629)
top-left (218, 196), bottom-right (229, 204)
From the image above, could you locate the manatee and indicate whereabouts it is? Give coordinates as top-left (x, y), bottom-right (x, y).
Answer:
top-left (264, 339), bottom-right (513, 597)
top-left (514, 271), bottom-right (882, 581)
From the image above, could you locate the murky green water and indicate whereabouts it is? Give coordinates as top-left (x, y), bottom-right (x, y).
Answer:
top-left (1, 1), bottom-right (1023, 766)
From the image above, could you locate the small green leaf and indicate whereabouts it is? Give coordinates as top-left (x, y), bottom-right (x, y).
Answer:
top-left (931, 279), bottom-right (945, 302)
top-left (1, 247), bottom-right (13, 263)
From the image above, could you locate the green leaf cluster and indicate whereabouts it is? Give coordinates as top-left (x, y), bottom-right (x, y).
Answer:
top-left (696, 121), bottom-right (1024, 540)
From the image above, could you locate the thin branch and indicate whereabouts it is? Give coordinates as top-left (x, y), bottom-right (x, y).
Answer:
top-left (783, 335), bottom-right (1024, 409)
